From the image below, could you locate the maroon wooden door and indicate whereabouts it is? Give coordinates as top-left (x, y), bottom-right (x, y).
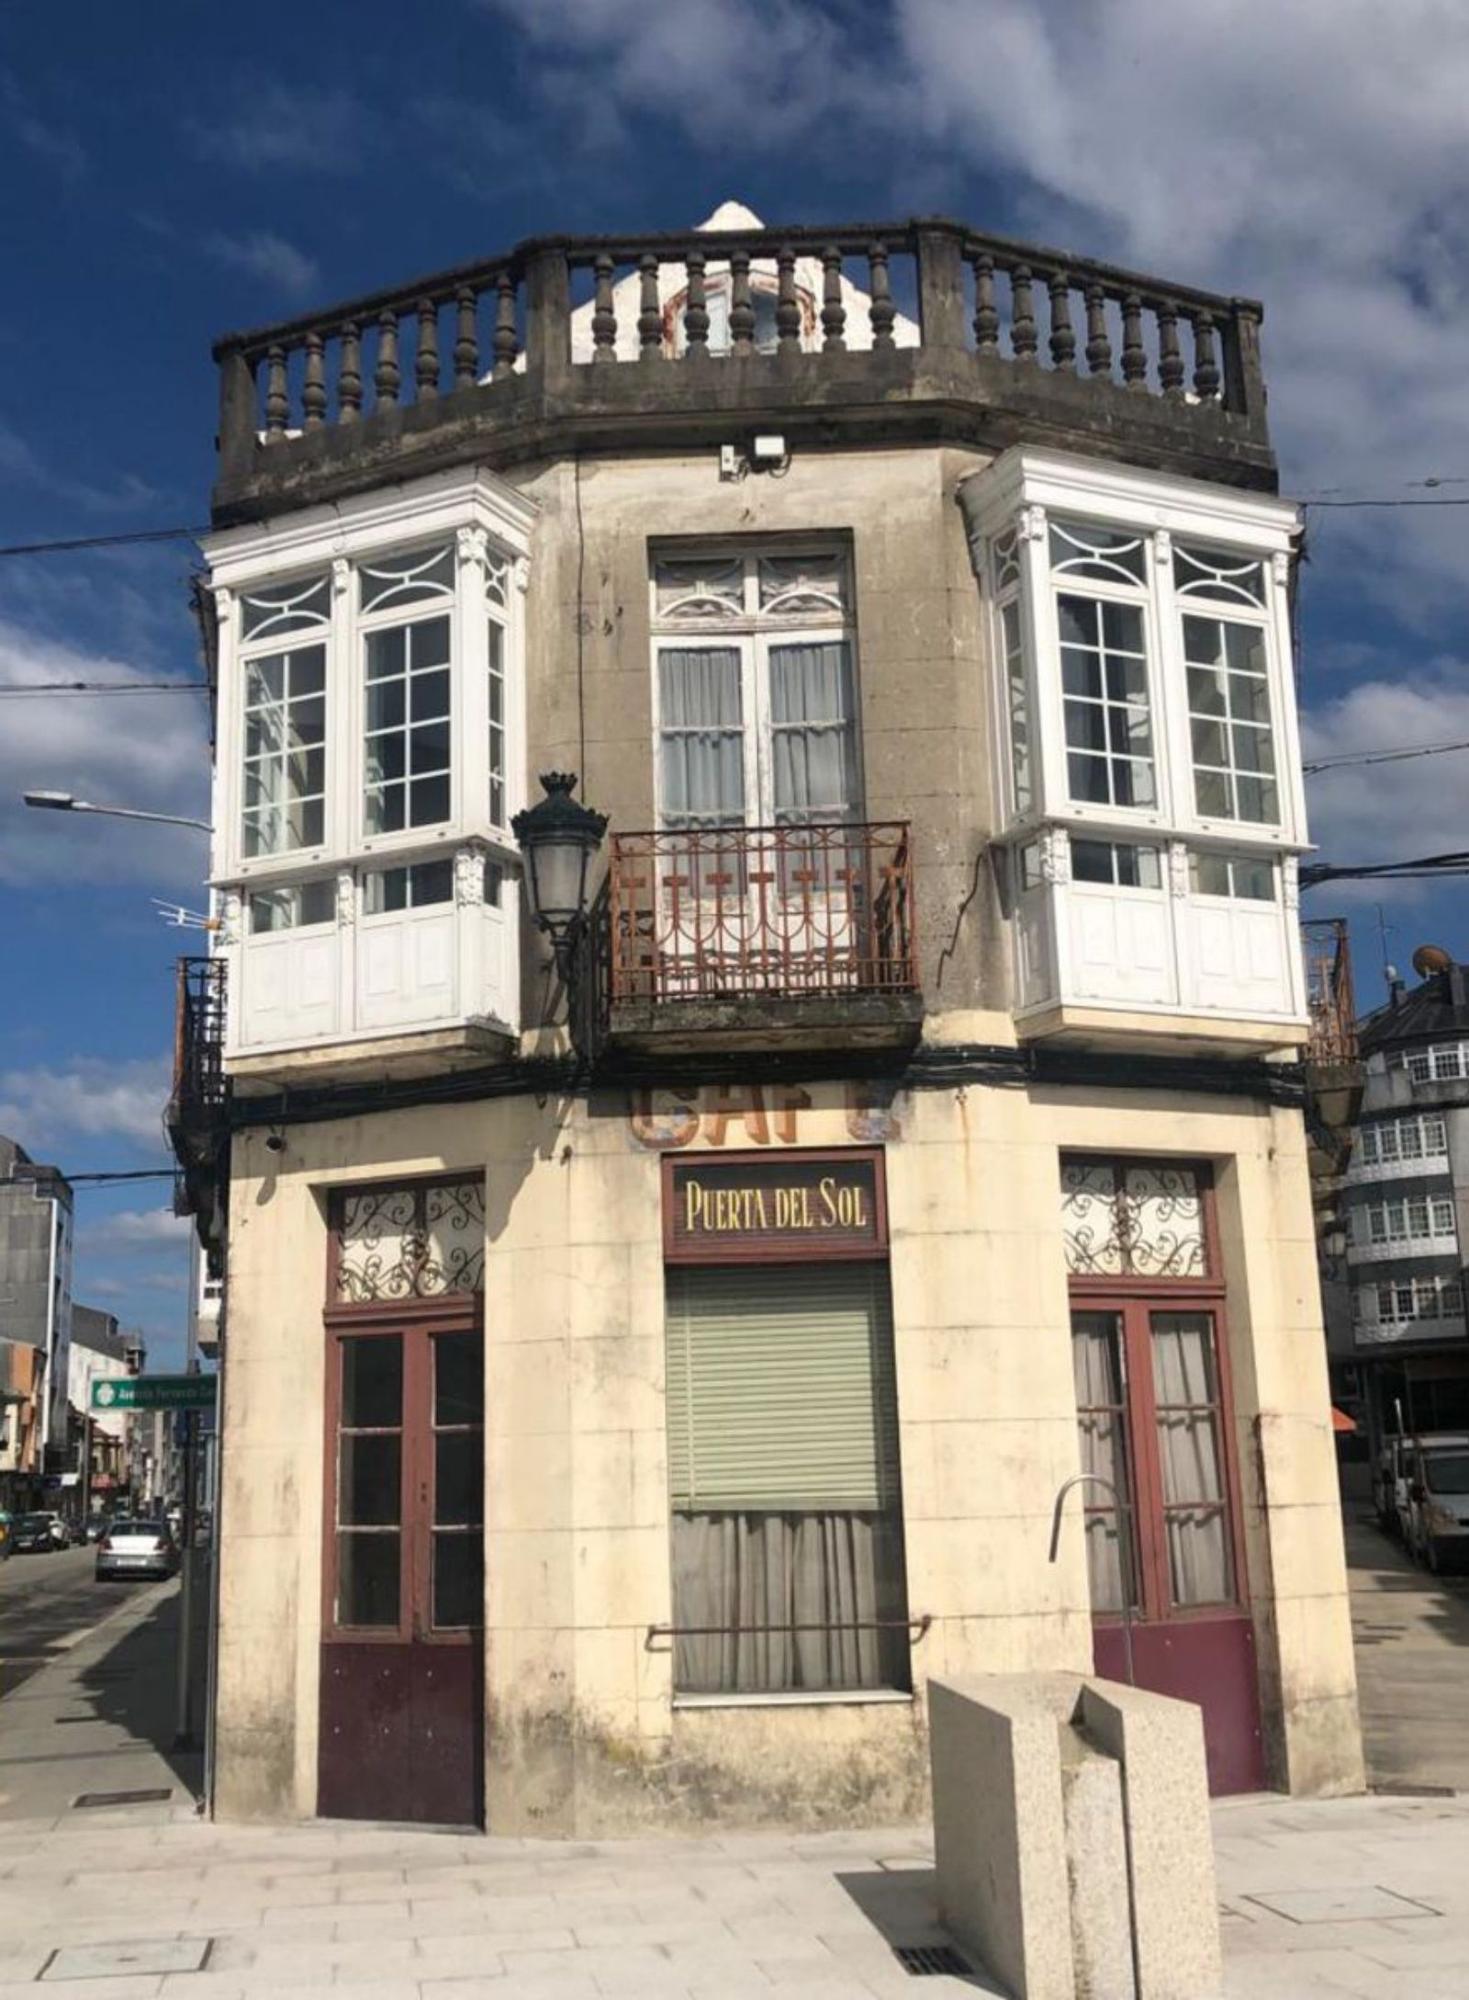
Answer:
top-left (318, 1315), bottom-right (484, 1825)
top-left (1066, 1161), bottom-right (1265, 1797)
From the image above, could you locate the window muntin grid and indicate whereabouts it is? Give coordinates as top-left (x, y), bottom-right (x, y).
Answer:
top-left (1050, 519), bottom-right (1147, 585)
top-left (364, 614), bottom-right (452, 835)
top-left (242, 643), bottom-right (327, 857)
top-left (1385, 1042), bottom-right (1469, 1084)
top-left (358, 541), bottom-right (455, 616)
top-left (488, 620), bottom-right (505, 827)
top-left (1058, 594), bottom-right (1156, 809)
top-left (1188, 851), bottom-right (1276, 901)
top-left (249, 879), bottom-right (335, 933)
top-left (1357, 1114), bottom-right (1450, 1167)
top-left (363, 859), bottom-right (454, 915)
top-left (1173, 542), bottom-right (1266, 608)
top-left (1184, 615), bottom-right (1278, 824)
top-left (1356, 1196), bottom-right (1457, 1248)
top-left (1000, 598), bottom-right (1032, 816)
top-left (239, 572), bottom-right (331, 643)
top-left (1357, 1276), bottom-right (1465, 1327)
top-left (1071, 838), bottom-right (1162, 889)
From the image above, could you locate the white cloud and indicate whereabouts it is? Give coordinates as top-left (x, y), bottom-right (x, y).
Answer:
top-left (1302, 670), bottom-right (1469, 897)
top-left (0, 621), bottom-right (210, 889)
top-left (0, 70), bottom-right (87, 181)
top-left (84, 1207), bottom-right (192, 1251)
top-left (0, 1054), bottom-right (170, 1154)
top-left (0, 418), bottom-right (159, 516)
top-left (205, 229), bottom-right (320, 298)
top-left (189, 85), bottom-right (365, 174)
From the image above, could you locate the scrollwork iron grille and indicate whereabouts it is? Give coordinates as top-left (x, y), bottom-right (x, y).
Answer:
top-left (1060, 1159), bottom-right (1207, 1279)
top-left (333, 1179), bottom-right (485, 1303)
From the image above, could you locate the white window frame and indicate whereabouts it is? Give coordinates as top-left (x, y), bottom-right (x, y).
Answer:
top-left (648, 541), bottom-right (863, 831)
top-left (236, 574), bottom-right (332, 867)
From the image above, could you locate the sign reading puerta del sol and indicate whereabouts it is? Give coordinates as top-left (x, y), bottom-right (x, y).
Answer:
top-left (664, 1150), bottom-right (887, 1262)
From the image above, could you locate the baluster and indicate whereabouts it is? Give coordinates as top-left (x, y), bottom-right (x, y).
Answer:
top-left (302, 331), bottom-right (327, 429)
top-left (1157, 300), bottom-right (1185, 396)
top-left (454, 288), bottom-right (478, 389)
top-left (1120, 293), bottom-right (1147, 391)
top-left (415, 299), bottom-right (439, 401)
top-left (492, 273), bottom-right (518, 380)
top-left (338, 320), bottom-right (362, 422)
top-left (1084, 283), bottom-right (1112, 377)
top-left (776, 245), bottom-right (801, 353)
top-left (375, 311), bottom-right (401, 407)
top-left (729, 249), bottom-right (755, 355)
top-left (637, 253), bottom-right (662, 358)
top-left (1190, 309), bottom-right (1221, 400)
top-left (972, 252), bottom-right (999, 353)
top-left (867, 241), bottom-right (896, 350)
top-left (1010, 265), bottom-right (1037, 360)
top-left (683, 246), bottom-right (709, 354)
top-left (1047, 271), bottom-right (1076, 371)
top-left (264, 345), bottom-right (288, 442)
top-left (591, 253), bottom-right (617, 362)
top-left (821, 246), bottom-right (846, 351)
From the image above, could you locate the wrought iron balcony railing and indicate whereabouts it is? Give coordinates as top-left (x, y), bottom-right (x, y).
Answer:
top-left (607, 821), bottom-right (917, 1008)
top-left (1302, 918), bottom-right (1359, 1064)
top-left (171, 956), bottom-right (228, 1126)
top-left (212, 217), bottom-right (1272, 520)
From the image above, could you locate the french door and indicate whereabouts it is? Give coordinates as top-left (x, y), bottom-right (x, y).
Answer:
top-left (1070, 1294), bottom-right (1264, 1794)
top-left (318, 1314), bottom-right (484, 1824)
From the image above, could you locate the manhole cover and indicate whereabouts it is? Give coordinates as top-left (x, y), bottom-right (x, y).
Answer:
top-left (72, 1788), bottom-right (172, 1809)
top-left (894, 1942), bottom-right (973, 1976)
top-left (1246, 1886), bottom-right (1440, 1924)
top-left (42, 1938), bottom-right (210, 1980)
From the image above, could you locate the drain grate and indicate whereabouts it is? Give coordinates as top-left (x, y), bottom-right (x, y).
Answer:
top-left (54, 1716), bottom-right (95, 1726)
top-left (894, 1942), bottom-right (973, 1977)
top-left (72, 1788), bottom-right (172, 1809)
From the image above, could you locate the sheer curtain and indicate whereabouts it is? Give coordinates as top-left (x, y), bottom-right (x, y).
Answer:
top-left (671, 1510), bottom-right (908, 1693)
top-left (769, 642), bottom-right (859, 823)
top-left (1071, 1313), bottom-right (1134, 1612)
top-left (658, 648), bottom-right (745, 826)
top-left (1151, 1311), bottom-right (1232, 1606)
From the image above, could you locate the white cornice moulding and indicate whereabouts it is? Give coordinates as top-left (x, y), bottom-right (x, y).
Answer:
top-left (958, 447), bottom-right (1301, 551)
top-left (202, 464), bottom-right (539, 587)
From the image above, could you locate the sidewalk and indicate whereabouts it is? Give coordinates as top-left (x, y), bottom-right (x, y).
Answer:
top-left (1, 1790), bottom-right (1468, 1998)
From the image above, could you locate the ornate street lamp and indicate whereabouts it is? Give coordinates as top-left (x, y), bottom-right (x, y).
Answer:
top-left (511, 772), bottom-right (608, 972)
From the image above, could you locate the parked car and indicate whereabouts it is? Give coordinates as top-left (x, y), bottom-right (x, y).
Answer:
top-left (1403, 1435), bottom-right (1469, 1574)
top-left (10, 1512), bottom-right (58, 1554)
top-left (0, 1512), bottom-right (12, 1560)
top-left (95, 1519), bottom-right (180, 1582)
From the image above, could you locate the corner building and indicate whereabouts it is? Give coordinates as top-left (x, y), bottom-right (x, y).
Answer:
top-left (173, 205), bottom-right (1365, 1830)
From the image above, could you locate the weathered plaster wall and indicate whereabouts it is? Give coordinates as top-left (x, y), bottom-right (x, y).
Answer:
top-left (510, 443), bottom-right (1006, 1019)
top-left (215, 1066), bottom-right (1361, 1830)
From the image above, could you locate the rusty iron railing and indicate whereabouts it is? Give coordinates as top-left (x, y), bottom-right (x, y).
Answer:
top-left (608, 821), bottom-right (917, 1006)
top-left (1302, 917), bottom-right (1358, 1063)
top-left (172, 956), bottom-right (228, 1121)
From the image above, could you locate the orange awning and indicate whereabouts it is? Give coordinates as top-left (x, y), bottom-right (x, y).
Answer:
top-left (1331, 1406), bottom-right (1358, 1434)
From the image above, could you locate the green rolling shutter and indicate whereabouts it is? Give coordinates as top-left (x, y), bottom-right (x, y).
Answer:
top-left (665, 1261), bottom-right (901, 1512)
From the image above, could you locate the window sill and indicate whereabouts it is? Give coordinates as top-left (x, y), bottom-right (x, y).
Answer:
top-left (672, 1687), bottom-right (914, 1711)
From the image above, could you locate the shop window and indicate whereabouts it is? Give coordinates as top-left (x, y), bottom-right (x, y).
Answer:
top-left (661, 1150), bottom-right (908, 1697)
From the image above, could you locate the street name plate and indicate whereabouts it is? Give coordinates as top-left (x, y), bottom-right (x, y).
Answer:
top-left (91, 1374), bottom-right (217, 1412)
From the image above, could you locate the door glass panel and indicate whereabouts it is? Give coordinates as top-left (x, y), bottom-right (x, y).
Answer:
top-left (337, 1533), bottom-right (401, 1627)
top-left (1070, 1311), bottom-right (1138, 1612)
top-left (1151, 1310), bottom-right (1234, 1608)
top-left (431, 1330), bottom-right (484, 1631)
top-left (339, 1434), bottom-right (401, 1526)
top-left (341, 1335), bottom-right (403, 1427)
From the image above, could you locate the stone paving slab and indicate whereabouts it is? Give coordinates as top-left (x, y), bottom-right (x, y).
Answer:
top-left (0, 1792), bottom-right (1466, 1997)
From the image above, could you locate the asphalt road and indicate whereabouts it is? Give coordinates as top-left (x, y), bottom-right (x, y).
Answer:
top-left (0, 1544), bottom-right (124, 1701)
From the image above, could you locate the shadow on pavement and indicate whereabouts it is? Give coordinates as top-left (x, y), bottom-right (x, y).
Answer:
top-left (836, 1868), bottom-right (1005, 1994)
top-left (74, 1560), bottom-right (211, 1799)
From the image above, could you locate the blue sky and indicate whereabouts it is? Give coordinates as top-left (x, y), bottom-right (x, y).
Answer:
top-left (1, 0), bottom-right (1466, 1359)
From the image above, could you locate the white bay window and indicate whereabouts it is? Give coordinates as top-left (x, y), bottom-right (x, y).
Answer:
top-left (962, 449), bottom-right (1308, 1035)
top-left (205, 470), bottom-right (532, 1064)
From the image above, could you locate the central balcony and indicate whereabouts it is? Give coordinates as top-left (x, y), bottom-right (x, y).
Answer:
top-left (211, 214), bottom-right (1274, 525)
top-left (600, 821), bottom-right (922, 1052)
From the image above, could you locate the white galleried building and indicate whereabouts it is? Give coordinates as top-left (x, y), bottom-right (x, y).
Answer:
top-left (169, 204), bottom-right (1363, 1832)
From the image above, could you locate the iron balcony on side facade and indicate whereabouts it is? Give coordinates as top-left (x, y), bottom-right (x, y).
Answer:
top-left (212, 217), bottom-right (1273, 524)
top-left (603, 820), bottom-right (921, 1050)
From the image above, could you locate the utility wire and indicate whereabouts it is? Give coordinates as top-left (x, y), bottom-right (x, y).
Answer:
top-left (67, 1169), bottom-right (179, 1186)
top-left (1304, 737), bottom-right (1469, 775)
top-left (0, 680), bottom-right (208, 697)
top-left (0, 526), bottom-right (207, 558)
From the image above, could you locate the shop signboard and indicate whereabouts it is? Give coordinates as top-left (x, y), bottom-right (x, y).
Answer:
top-left (664, 1148), bottom-right (886, 1263)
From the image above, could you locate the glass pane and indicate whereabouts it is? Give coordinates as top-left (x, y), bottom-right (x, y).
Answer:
top-left (1151, 1311), bottom-right (1233, 1607)
top-left (367, 680), bottom-right (405, 733)
top-left (341, 1336), bottom-right (402, 1428)
top-left (366, 626), bottom-right (406, 680)
top-left (411, 669), bottom-right (451, 721)
top-left (411, 614), bottom-right (451, 668)
top-left (432, 1532), bottom-right (483, 1629)
top-left (337, 1532), bottom-right (400, 1627)
top-left (339, 1433), bottom-right (401, 1527)
top-left (1071, 1310), bottom-right (1136, 1614)
top-left (435, 1433), bottom-right (483, 1527)
top-left (434, 1331), bottom-right (483, 1427)
top-left (409, 775), bottom-right (450, 825)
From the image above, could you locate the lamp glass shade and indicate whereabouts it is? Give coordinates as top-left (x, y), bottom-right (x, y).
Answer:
top-left (510, 772), bottom-right (608, 945)
top-left (528, 836), bottom-right (590, 936)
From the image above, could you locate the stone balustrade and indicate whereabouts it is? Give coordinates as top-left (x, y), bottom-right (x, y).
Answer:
top-left (213, 219), bottom-right (1271, 522)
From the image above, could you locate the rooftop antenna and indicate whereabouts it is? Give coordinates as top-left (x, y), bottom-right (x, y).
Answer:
top-left (1375, 903), bottom-right (1397, 986)
top-left (152, 899), bottom-right (215, 932)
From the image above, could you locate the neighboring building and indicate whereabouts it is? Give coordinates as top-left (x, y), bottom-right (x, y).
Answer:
top-left (1343, 946), bottom-right (1469, 1446)
top-left (68, 1304), bottom-right (134, 1510)
top-left (0, 1135), bottom-right (74, 1508)
top-left (170, 203), bottom-right (1363, 1831)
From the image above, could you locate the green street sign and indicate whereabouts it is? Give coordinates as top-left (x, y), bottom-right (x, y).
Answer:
top-left (91, 1374), bottom-right (217, 1413)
